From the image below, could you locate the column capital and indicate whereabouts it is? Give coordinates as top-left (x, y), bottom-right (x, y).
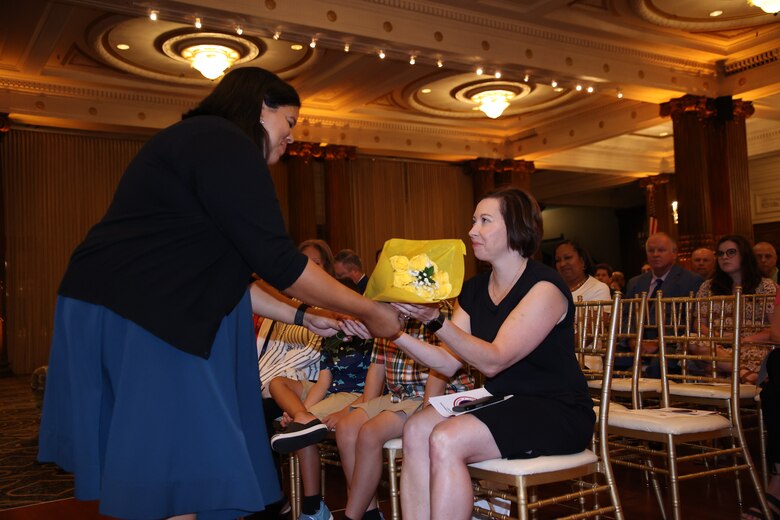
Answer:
top-left (467, 158), bottom-right (535, 175)
top-left (659, 95), bottom-right (754, 122)
top-left (286, 142), bottom-right (356, 161)
top-left (639, 173), bottom-right (671, 190)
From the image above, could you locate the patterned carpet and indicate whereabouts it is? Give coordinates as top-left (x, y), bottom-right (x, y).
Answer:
top-left (0, 375), bottom-right (74, 510)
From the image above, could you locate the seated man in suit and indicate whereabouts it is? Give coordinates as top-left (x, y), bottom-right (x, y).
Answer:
top-left (622, 232), bottom-right (704, 377)
top-left (334, 249), bottom-right (369, 294)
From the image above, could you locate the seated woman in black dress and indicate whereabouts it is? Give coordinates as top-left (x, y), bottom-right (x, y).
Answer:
top-left (389, 187), bottom-right (594, 520)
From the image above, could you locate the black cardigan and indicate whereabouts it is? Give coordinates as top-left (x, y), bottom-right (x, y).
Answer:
top-left (59, 116), bottom-right (307, 358)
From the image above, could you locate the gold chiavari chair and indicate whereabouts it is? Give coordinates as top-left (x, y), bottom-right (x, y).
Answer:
top-left (606, 287), bottom-right (771, 520)
top-left (578, 292), bottom-right (665, 410)
top-left (468, 295), bottom-right (623, 520)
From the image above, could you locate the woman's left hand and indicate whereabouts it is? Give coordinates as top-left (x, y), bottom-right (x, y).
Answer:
top-left (340, 319), bottom-right (372, 340)
top-left (392, 303), bottom-right (439, 323)
top-left (303, 312), bottom-right (341, 337)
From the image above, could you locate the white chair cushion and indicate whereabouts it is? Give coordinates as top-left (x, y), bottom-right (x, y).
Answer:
top-left (669, 382), bottom-right (757, 399)
top-left (383, 437), bottom-right (403, 450)
top-left (608, 408), bottom-right (730, 434)
top-left (588, 378), bottom-right (664, 393)
top-left (468, 450), bottom-right (597, 476)
top-left (593, 402), bottom-right (628, 416)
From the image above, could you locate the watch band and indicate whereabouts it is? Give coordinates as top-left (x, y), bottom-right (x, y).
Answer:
top-left (425, 311), bottom-right (446, 333)
top-left (294, 303), bottom-right (310, 326)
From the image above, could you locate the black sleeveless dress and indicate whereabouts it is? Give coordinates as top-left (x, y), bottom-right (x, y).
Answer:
top-left (459, 259), bottom-right (595, 459)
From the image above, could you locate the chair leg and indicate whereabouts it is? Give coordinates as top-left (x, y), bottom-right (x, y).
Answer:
top-left (386, 448), bottom-right (401, 520)
top-left (289, 453), bottom-right (301, 520)
top-left (517, 480), bottom-right (529, 520)
top-left (667, 437), bottom-right (682, 520)
top-left (758, 403), bottom-right (769, 488)
top-left (645, 453), bottom-right (667, 520)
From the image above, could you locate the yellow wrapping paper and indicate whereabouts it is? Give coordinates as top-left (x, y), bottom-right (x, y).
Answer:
top-left (364, 238), bottom-right (467, 302)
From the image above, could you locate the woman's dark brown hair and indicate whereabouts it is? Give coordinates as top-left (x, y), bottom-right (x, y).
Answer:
top-left (183, 67), bottom-right (300, 160)
top-left (710, 234), bottom-right (763, 295)
top-left (483, 187), bottom-right (543, 257)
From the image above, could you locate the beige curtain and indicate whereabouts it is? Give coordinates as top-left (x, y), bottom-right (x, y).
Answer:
top-left (346, 157), bottom-right (476, 277)
top-left (1, 128), bottom-right (146, 374)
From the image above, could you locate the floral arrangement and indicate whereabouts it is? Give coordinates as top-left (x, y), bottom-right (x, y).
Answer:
top-left (389, 254), bottom-right (453, 300)
top-left (364, 238), bottom-right (466, 303)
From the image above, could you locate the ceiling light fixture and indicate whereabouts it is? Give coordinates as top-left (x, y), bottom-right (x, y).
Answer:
top-left (749, 0), bottom-right (780, 14)
top-left (586, 86), bottom-right (594, 93)
top-left (575, 84), bottom-right (583, 91)
top-left (523, 74), bottom-right (530, 82)
top-left (551, 79), bottom-right (558, 88)
top-left (471, 89), bottom-right (514, 119)
top-left (273, 31), bottom-right (281, 40)
top-left (437, 59), bottom-right (443, 67)
top-left (494, 71), bottom-right (502, 79)
top-left (116, 43), bottom-right (130, 50)
top-left (409, 55), bottom-right (416, 65)
top-left (709, 10), bottom-right (723, 16)
top-left (344, 43), bottom-right (350, 52)
top-left (475, 67), bottom-right (484, 75)
top-left (181, 44), bottom-right (239, 80)
top-left (149, 9), bottom-right (159, 21)
top-left (194, 17), bottom-right (202, 29)
top-left (378, 49), bottom-right (386, 59)
top-left (234, 25), bottom-right (243, 35)
top-left (617, 89), bottom-right (624, 99)
top-left (309, 38), bottom-right (317, 48)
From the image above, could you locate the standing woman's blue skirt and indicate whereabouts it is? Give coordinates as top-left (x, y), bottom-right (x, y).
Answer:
top-left (38, 290), bottom-right (281, 520)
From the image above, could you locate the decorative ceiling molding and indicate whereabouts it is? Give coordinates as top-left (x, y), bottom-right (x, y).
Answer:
top-left (0, 77), bottom-right (199, 106)
top-left (363, 0), bottom-right (717, 75)
top-left (631, 0), bottom-right (775, 31)
top-left (723, 48), bottom-right (780, 76)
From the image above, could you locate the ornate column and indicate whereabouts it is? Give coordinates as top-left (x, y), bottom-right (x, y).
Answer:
top-left (0, 114), bottom-right (10, 377)
top-left (659, 95), bottom-right (753, 262)
top-left (467, 158), bottom-right (535, 206)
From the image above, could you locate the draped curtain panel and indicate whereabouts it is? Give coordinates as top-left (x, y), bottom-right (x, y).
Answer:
top-left (346, 157), bottom-right (476, 278)
top-left (1, 129), bottom-right (146, 374)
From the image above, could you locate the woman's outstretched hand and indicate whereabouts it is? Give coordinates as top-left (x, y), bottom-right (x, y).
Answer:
top-left (302, 312), bottom-right (341, 337)
top-left (392, 303), bottom-right (439, 323)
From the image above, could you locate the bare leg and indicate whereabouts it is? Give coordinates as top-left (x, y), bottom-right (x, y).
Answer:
top-left (429, 414), bottom-right (502, 520)
top-left (336, 407), bottom-right (370, 496)
top-left (339, 410), bottom-right (406, 519)
top-left (298, 443), bottom-right (321, 496)
top-left (269, 377), bottom-right (317, 424)
top-left (400, 407), bottom-right (447, 520)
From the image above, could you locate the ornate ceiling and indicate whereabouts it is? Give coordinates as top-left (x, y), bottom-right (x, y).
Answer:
top-left (2, 0), bottom-right (779, 205)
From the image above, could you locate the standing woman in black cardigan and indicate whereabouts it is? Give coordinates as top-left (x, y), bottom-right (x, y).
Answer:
top-left (38, 67), bottom-right (400, 520)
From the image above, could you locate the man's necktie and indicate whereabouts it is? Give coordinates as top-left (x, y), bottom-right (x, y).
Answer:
top-left (649, 278), bottom-right (663, 298)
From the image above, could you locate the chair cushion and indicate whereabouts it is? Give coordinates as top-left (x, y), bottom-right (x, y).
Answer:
top-left (669, 383), bottom-right (757, 400)
top-left (608, 408), bottom-right (730, 434)
top-left (468, 450), bottom-right (597, 476)
top-left (383, 437), bottom-right (403, 450)
top-left (588, 378), bottom-right (663, 393)
top-left (593, 402), bottom-right (628, 416)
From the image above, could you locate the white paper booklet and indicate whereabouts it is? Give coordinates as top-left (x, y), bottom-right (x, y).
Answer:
top-left (429, 387), bottom-right (513, 417)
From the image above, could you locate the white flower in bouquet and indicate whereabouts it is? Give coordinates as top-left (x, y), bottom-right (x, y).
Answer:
top-left (389, 253), bottom-right (452, 301)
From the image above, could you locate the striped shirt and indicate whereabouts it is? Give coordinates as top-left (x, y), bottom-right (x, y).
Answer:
top-left (257, 319), bottom-right (322, 398)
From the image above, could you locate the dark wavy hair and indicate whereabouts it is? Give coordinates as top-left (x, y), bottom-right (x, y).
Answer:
top-left (710, 234), bottom-right (763, 295)
top-left (183, 67), bottom-right (300, 160)
top-left (299, 239), bottom-right (335, 277)
top-left (483, 187), bottom-right (543, 257)
top-left (554, 239), bottom-right (594, 275)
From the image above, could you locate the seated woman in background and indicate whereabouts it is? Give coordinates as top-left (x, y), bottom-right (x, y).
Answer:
top-left (384, 187), bottom-right (594, 520)
top-left (693, 234), bottom-right (776, 384)
top-left (554, 240), bottom-right (611, 302)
